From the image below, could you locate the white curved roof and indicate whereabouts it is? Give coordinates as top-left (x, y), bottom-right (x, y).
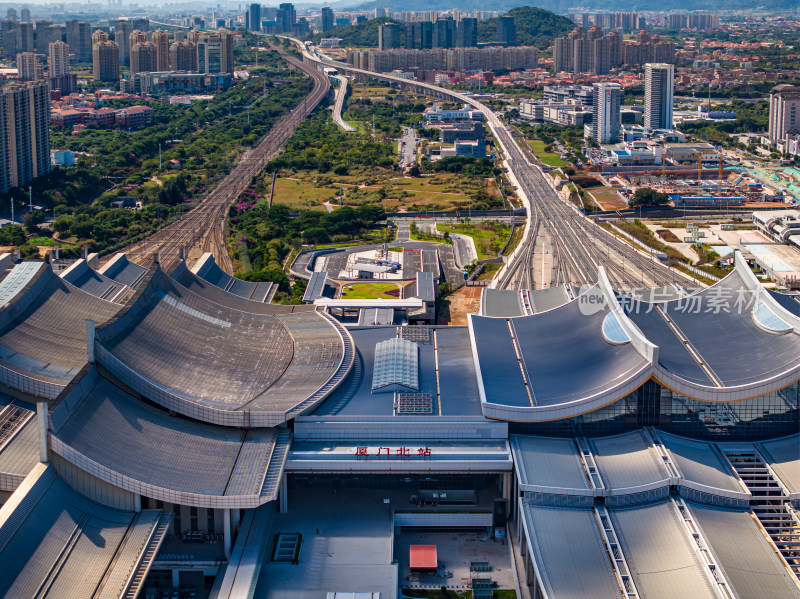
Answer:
top-left (469, 254), bottom-right (800, 421)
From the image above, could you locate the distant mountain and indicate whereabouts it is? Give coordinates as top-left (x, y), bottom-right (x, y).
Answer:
top-left (307, 6), bottom-right (574, 49)
top-left (309, 16), bottom-right (399, 47)
top-left (343, 0), bottom-right (797, 11)
top-left (478, 7), bottom-right (575, 48)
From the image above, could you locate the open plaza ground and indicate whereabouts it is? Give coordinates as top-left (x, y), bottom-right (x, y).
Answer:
top-left (396, 531), bottom-right (515, 593)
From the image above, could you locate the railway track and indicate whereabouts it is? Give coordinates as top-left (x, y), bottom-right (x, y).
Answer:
top-left (113, 45), bottom-right (331, 274)
top-left (291, 41), bottom-right (698, 293)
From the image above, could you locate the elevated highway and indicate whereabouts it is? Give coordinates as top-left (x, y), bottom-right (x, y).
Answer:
top-left (293, 38), bottom-right (696, 292)
top-left (331, 75), bottom-right (356, 132)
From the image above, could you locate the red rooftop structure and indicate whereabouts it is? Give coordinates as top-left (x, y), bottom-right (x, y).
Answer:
top-left (409, 544), bottom-right (437, 571)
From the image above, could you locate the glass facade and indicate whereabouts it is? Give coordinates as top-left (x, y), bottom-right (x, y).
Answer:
top-left (289, 473), bottom-right (496, 491)
top-left (510, 380), bottom-right (800, 440)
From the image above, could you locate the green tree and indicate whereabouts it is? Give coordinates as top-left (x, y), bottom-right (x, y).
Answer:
top-left (631, 187), bottom-right (669, 207)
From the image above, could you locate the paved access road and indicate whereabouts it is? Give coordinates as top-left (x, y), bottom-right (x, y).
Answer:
top-left (296, 40), bottom-right (697, 292)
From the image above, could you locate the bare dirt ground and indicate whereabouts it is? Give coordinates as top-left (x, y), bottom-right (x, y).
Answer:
top-left (440, 286), bottom-right (482, 325)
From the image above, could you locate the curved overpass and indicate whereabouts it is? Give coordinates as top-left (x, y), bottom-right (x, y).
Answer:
top-left (289, 37), bottom-right (696, 291)
top-left (331, 75), bottom-right (356, 132)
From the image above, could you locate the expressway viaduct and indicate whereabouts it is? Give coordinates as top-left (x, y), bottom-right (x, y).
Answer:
top-left (117, 34), bottom-right (696, 291)
top-left (294, 38), bottom-right (697, 293)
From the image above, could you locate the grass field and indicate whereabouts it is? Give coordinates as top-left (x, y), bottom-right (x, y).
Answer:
top-left (340, 282), bottom-right (401, 299)
top-left (527, 139), bottom-right (569, 167)
top-left (270, 178), bottom-right (335, 210)
top-left (436, 223), bottom-right (511, 260)
top-left (270, 172), bottom-right (480, 212)
top-left (477, 262), bottom-right (502, 280)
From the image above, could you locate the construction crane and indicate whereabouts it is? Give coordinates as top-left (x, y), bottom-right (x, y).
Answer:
top-left (693, 150), bottom-right (716, 181)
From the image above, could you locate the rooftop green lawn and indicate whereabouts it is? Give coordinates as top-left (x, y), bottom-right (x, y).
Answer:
top-left (340, 282), bottom-right (401, 299)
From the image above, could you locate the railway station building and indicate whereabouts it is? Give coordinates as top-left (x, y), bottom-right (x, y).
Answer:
top-left (0, 249), bottom-right (797, 598)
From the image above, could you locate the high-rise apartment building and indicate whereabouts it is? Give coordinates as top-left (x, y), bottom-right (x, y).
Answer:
top-left (347, 46), bottom-right (538, 73)
top-left (129, 29), bottom-right (147, 49)
top-left (152, 29), bottom-right (170, 72)
top-left (131, 41), bottom-right (157, 74)
top-left (131, 18), bottom-right (149, 33)
top-left (1, 20), bottom-right (17, 58)
top-left (497, 16), bottom-right (516, 46)
top-left (37, 24), bottom-right (62, 52)
top-left (48, 41), bottom-right (69, 76)
top-left (623, 33), bottom-right (676, 67)
top-left (187, 29), bottom-right (201, 44)
top-left (114, 20), bottom-right (134, 65)
top-left (553, 27), bottom-right (622, 75)
top-left (591, 82), bottom-right (622, 143)
top-left (278, 3), bottom-right (295, 33)
top-left (197, 29), bottom-right (234, 75)
top-left (219, 29), bottom-right (234, 74)
top-left (16, 52), bottom-right (42, 80)
top-left (2, 20), bottom-right (34, 58)
top-left (378, 23), bottom-right (399, 51)
top-left (91, 30), bottom-right (108, 44)
top-left (16, 21), bottom-right (33, 52)
top-left (456, 17), bottom-right (477, 48)
top-left (433, 18), bottom-right (456, 49)
top-left (403, 21), bottom-right (435, 50)
top-left (644, 63), bottom-right (674, 130)
top-left (20, 8), bottom-right (30, 22)
top-left (321, 7), bottom-right (334, 33)
top-left (66, 20), bottom-right (91, 62)
top-left (0, 81), bottom-right (50, 193)
top-left (170, 41), bottom-right (197, 72)
top-left (48, 41), bottom-right (76, 94)
top-left (248, 3), bottom-right (261, 32)
top-left (93, 40), bottom-right (119, 81)
top-left (667, 13), bottom-right (719, 30)
top-left (768, 85), bottom-right (800, 146)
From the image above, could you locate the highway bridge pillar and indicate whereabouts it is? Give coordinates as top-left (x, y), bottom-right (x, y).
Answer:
top-left (86, 320), bottom-right (96, 364)
top-left (223, 508), bottom-right (232, 559)
top-left (36, 401), bottom-right (48, 463)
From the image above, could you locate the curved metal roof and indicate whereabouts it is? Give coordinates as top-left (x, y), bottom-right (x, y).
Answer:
top-left (0, 263), bottom-right (123, 399)
top-left (94, 266), bottom-right (351, 427)
top-left (170, 260), bottom-right (310, 315)
top-left (98, 253), bottom-right (148, 289)
top-left (191, 252), bottom-right (275, 303)
top-left (470, 285), bottom-right (651, 421)
top-left (59, 259), bottom-right (133, 304)
top-left (0, 465), bottom-right (168, 599)
top-left (627, 266), bottom-right (800, 400)
top-left (50, 370), bottom-right (281, 507)
top-left (470, 254), bottom-right (800, 420)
